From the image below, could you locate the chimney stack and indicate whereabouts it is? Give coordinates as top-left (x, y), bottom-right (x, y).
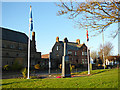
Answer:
top-left (56, 36), bottom-right (59, 42)
top-left (32, 32), bottom-right (35, 41)
top-left (76, 39), bottom-right (80, 44)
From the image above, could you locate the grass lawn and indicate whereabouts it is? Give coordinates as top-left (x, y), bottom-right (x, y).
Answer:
top-left (1, 68), bottom-right (119, 88)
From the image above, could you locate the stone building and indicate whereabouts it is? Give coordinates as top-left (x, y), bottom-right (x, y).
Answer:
top-left (1, 27), bottom-right (41, 68)
top-left (50, 37), bottom-right (89, 69)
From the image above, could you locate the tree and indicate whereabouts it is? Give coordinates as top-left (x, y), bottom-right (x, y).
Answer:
top-left (90, 51), bottom-right (98, 60)
top-left (98, 42), bottom-right (113, 60)
top-left (56, 1), bottom-right (119, 37)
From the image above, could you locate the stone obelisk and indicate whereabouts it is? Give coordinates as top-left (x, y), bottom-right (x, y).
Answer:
top-left (62, 38), bottom-right (71, 77)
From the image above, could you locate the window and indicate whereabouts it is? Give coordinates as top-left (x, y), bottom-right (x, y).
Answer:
top-left (85, 59), bottom-right (88, 64)
top-left (82, 52), bottom-right (87, 55)
top-left (75, 52), bottom-right (77, 56)
top-left (19, 47), bottom-right (22, 50)
top-left (57, 46), bottom-right (59, 50)
top-left (82, 52), bottom-right (84, 55)
top-left (85, 52), bottom-right (87, 55)
top-left (68, 51), bottom-right (72, 55)
top-left (76, 60), bottom-right (78, 63)
top-left (6, 53), bottom-right (9, 56)
top-left (16, 54), bottom-right (19, 56)
top-left (82, 59), bottom-right (84, 64)
top-left (82, 59), bottom-right (84, 61)
top-left (10, 45), bottom-right (14, 48)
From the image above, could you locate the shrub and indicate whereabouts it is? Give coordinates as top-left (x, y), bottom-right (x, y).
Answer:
top-left (59, 64), bottom-right (62, 69)
top-left (72, 65), bottom-right (75, 69)
top-left (98, 64), bottom-right (101, 67)
top-left (34, 64), bottom-right (40, 69)
top-left (21, 68), bottom-right (27, 78)
top-left (3, 65), bottom-right (10, 71)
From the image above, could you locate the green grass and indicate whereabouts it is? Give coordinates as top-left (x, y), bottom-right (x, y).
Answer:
top-left (71, 69), bottom-right (110, 75)
top-left (1, 68), bottom-right (119, 88)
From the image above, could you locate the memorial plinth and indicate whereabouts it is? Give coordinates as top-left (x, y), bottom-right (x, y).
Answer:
top-left (62, 38), bottom-right (71, 77)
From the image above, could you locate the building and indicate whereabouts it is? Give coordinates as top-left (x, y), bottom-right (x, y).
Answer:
top-left (41, 54), bottom-right (49, 70)
top-left (41, 54), bottom-right (49, 59)
top-left (50, 37), bottom-right (89, 69)
top-left (106, 56), bottom-right (120, 66)
top-left (1, 27), bottom-right (41, 68)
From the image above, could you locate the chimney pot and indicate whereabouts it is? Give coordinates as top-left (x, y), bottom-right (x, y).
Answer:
top-left (76, 39), bottom-right (80, 44)
top-left (56, 36), bottom-right (59, 42)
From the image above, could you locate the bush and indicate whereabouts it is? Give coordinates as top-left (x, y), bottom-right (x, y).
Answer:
top-left (3, 65), bottom-right (10, 71)
top-left (21, 68), bottom-right (27, 78)
top-left (70, 64), bottom-right (75, 72)
top-left (59, 64), bottom-right (62, 69)
top-left (72, 65), bottom-right (75, 69)
top-left (34, 64), bottom-right (40, 69)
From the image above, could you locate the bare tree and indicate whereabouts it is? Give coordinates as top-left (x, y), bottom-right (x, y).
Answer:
top-left (90, 51), bottom-right (98, 60)
top-left (98, 42), bottom-right (114, 60)
top-left (56, 0), bottom-right (119, 37)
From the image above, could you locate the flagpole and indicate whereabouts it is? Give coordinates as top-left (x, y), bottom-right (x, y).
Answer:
top-left (102, 30), bottom-right (105, 69)
top-left (87, 40), bottom-right (90, 75)
top-left (86, 26), bottom-right (90, 75)
top-left (27, 25), bottom-right (31, 79)
top-left (27, 6), bottom-right (32, 79)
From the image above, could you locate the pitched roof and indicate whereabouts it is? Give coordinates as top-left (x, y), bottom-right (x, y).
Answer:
top-left (57, 41), bottom-right (85, 50)
top-left (41, 54), bottom-right (49, 59)
top-left (0, 27), bottom-right (28, 44)
top-left (106, 56), bottom-right (120, 61)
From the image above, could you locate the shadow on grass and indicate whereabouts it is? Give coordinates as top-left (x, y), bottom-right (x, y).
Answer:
top-left (72, 69), bottom-right (110, 76)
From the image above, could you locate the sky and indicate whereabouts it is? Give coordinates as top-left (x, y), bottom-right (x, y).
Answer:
top-left (1, 1), bottom-right (119, 55)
